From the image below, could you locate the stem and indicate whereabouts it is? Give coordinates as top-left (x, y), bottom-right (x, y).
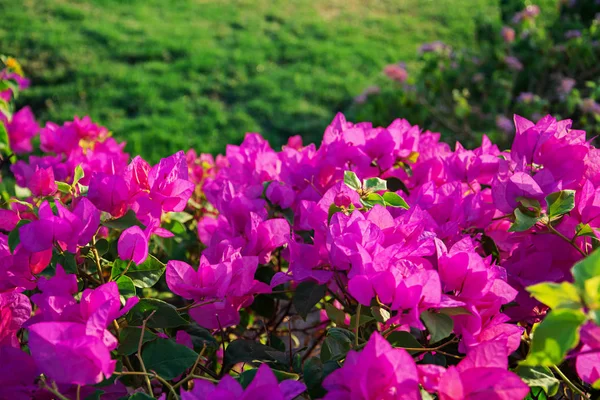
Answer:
top-left (545, 222), bottom-right (587, 257)
top-left (355, 304), bottom-right (361, 348)
top-left (551, 365), bottom-right (588, 398)
top-left (380, 324), bottom-right (399, 338)
top-left (137, 310), bottom-right (156, 395)
top-left (176, 298), bottom-right (218, 312)
top-left (216, 315), bottom-right (228, 378)
top-left (115, 371), bottom-right (179, 399)
top-left (112, 260), bottom-right (133, 282)
top-left (302, 329), bottom-right (328, 361)
top-left (171, 346), bottom-right (208, 393)
top-left (287, 318), bottom-right (293, 371)
top-left (76, 385), bottom-right (81, 400)
top-left (153, 374), bottom-right (178, 400)
top-left (91, 240), bottom-right (105, 284)
top-left (39, 377), bottom-right (71, 400)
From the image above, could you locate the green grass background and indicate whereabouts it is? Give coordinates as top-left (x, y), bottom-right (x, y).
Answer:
top-left (1, 0), bottom-right (499, 162)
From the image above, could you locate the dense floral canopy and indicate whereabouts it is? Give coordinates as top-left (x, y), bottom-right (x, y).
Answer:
top-left (0, 58), bottom-right (599, 399)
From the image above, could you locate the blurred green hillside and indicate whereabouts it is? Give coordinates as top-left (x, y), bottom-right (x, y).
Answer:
top-left (1, 0), bottom-right (498, 161)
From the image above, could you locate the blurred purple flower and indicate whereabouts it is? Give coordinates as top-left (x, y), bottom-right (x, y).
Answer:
top-left (419, 41), bottom-right (449, 54)
top-left (581, 98), bottom-right (600, 115)
top-left (505, 56), bottom-right (523, 71)
top-left (496, 115), bottom-right (514, 135)
top-left (354, 86), bottom-right (380, 104)
top-left (512, 5), bottom-right (540, 23)
top-left (517, 92), bottom-right (535, 103)
top-left (565, 30), bottom-right (582, 39)
top-left (558, 78), bottom-right (576, 97)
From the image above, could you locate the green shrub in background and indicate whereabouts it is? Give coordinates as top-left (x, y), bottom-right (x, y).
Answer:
top-left (348, 0), bottom-right (600, 147)
top-left (0, 0), bottom-right (497, 163)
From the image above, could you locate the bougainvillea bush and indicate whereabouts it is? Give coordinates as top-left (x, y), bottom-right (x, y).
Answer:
top-left (1, 57), bottom-right (600, 400)
top-left (349, 1), bottom-right (600, 148)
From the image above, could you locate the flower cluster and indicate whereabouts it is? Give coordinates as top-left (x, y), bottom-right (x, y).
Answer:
top-left (1, 58), bottom-right (599, 399)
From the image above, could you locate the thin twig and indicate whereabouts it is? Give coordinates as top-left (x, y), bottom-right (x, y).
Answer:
top-left (91, 239), bottom-right (105, 284)
top-left (551, 365), bottom-right (589, 399)
top-left (137, 310), bottom-right (156, 394)
top-left (39, 377), bottom-right (70, 400)
top-left (354, 304), bottom-right (361, 348)
top-left (545, 222), bottom-right (587, 257)
top-left (176, 298), bottom-right (218, 312)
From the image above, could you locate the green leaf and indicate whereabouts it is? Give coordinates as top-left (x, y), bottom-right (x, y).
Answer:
top-left (343, 171), bottom-right (361, 191)
top-left (0, 121), bottom-right (10, 153)
top-left (524, 309), bottom-right (587, 366)
top-left (236, 367), bottom-right (299, 389)
top-left (8, 227), bottom-right (20, 253)
top-left (361, 192), bottom-right (385, 208)
top-left (349, 313), bottom-right (374, 327)
top-left (584, 275), bottom-right (600, 310)
top-left (363, 177), bottom-right (387, 192)
top-left (328, 203), bottom-right (342, 225)
top-left (385, 177), bottom-right (410, 196)
top-left (371, 306), bottom-right (391, 323)
top-left (572, 247), bottom-right (600, 291)
top-left (526, 282), bottom-right (581, 309)
top-left (325, 303), bottom-right (346, 326)
top-left (62, 252), bottom-right (78, 274)
top-left (224, 340), bottom-right (287, 369)
top-left (95, 238), bottom-right (110, 256)
top-left (420, 311), bottom-right (454, 344)
top-left (116, 275), bottom-right (136, 299)
top-left (127, 394), bottom-right (155, 400)
top-left (117, 326), bottom-right (157, 355)
top-left (327, 327), bottom-right (355, 347)
top-left (73, 164), bottom-right (85, 186)
top-left (84, 389), bottom-right (104, 400)
top-left (304, 357), bottom-right (339, 399)
top-left (111, 256), bottom-right (166, 288)
top-left (517, 197), bottom-right (541, 212)
top-left (575, 223), bottom-right (597, 239)
top-left (525, 387), bottom-right (549, 400)
top-left (126, 298), bottom-right (187, 329)
top-left (516, 366), bottom-right (559, 396)
top-left (386, 331), bottom-right (423, 355)
top-left (179, 323), bottom-right (218, 349)
top-left (509, 208), bottom-right (540, 232)
top-left (382, 191), bottom-right (409, 209)
top-left (142, 338), bottom-right (198, 380)
top-left (102, 210), bottom-right (146, 230)
top-left (55, 181), bottom-right (72, 194)
top-left (170, 212), bottom-right (194, 224)
top-left (320, 335), bottom-right (351, 363)
top-left (293, 281), bottom-right (326, 320)
top-left (545, 190), bottom-right (575, 219)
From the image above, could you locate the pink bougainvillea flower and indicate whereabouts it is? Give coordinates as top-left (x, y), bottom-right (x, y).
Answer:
top-left (87, 172), bottom-right (130, 217)
top-left (0, 346), bottom-right (38, 400)
top-left (0, 106), bottom-right (39, 154)
top-left (28, 321), bottom-right (116, 385)
top-left (437, 341), bottom-right (529, 400)
top-left (28, 166), bottom-right (57, 197)
top-left (322, 332), bottom-right (421, 399)
top-left (147, 150), bottom-right (195, 213)
top-left (266, 181), bottom-right (295, 209)
top-left (182, 363), bottom-right (305, 400)
top-left (118, 225), bottom-right (149, 265)
top-left (576, 323), bottom-right (600, 387)
top-left (0, 290), bottom-right (31, 348)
